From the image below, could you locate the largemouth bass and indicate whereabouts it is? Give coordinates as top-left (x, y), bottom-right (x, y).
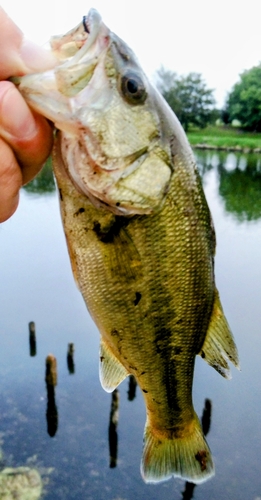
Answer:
top-left (13, 9), bottom-right (239, 484)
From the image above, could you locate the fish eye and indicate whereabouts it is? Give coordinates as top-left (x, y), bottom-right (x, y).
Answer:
top-left (120, 71), bottom-right (147, 105)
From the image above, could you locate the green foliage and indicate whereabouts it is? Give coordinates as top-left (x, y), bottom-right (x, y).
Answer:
top-left (188, 125), bottom-right (261, 149)
top-left (156, 67), bottom-right (216, 131)
top-left (23, 157), bottom-right (55, 194)
top-left (225, 64), bottom-right (261, 131)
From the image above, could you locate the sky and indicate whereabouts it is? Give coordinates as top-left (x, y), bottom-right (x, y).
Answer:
top-left (1, 0), bottom-right (261, 107)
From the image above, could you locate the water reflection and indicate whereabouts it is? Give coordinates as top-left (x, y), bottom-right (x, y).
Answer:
top-left (1, 142), bottom-right (260, 498)
top-left (201, 398), bottom-right (212, 436)
top-left (195, 150), bottom-right (261, 222)
top-left (46, 385), bottom-right (58, 438)
top-left (107, 377), bottom-right (138, 469)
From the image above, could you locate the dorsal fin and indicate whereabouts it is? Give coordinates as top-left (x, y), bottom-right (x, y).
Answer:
top-left (199, 289), bottom-right (240, 379)
top-left (99, 338), bottom-right (129, 392)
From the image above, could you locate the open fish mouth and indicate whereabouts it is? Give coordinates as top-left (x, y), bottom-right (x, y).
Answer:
top-left (10, 9), bottom-right (110, 123)
top-left (50, 9), bottom-right (103, 61)
top-left (51, 9), bottom-right (110, 98)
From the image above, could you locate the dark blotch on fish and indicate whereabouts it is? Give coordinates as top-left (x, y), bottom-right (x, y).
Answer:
top-left (92, 216), bottom-right (129, 243)
top-left (111, 328), bottom-right (120, 338)
top-left (134, 292), bottom-right (142, 306)
top-left (174, 346), bottom-right (183, 355)
top-left (154, 327), bottom-right (172, 355)
top-left (195, 450), bottom-right (208, 471)
top-left (74, 207), bottom-right (85, 216)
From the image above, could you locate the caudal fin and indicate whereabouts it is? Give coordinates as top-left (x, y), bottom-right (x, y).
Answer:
top-left (141, 414), bottom-right (214, 484)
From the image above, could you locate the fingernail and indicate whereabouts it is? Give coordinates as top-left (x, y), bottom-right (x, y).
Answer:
top-left (20, 38), bottom-right (57, 73)
top-left (0, 83), bottom-right (37, 139)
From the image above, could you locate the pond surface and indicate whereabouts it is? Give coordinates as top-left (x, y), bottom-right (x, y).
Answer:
top-left (0, 151), bottom-right (261, 499)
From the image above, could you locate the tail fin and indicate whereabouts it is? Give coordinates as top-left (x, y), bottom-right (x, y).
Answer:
top-left (141, 414), bottom-right (214, 484)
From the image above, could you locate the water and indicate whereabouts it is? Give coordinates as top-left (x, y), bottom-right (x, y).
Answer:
top-left (0, 152), bottom-right (261, 499)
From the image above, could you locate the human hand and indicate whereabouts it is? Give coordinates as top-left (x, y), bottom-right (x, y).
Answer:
top-left (0, 7), bottom-right (57, 222)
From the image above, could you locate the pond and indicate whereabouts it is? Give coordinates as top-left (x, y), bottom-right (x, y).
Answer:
top-left (0, 150), bottom-right (261, 499)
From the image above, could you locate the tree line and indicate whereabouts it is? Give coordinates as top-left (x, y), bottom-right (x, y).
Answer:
top-left (156, 64), bottom-right (261, 132)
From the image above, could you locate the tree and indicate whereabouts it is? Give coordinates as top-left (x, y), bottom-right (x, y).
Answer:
top-left (156, 67), bottom-right (216, 131)
top-left (225, 64), bottom-right (261, 131)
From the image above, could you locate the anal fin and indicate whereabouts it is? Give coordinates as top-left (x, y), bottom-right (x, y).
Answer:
top-left (199, 288), bottom-right (240, 378)
top-left (99, 338), bottom-right (129, 392)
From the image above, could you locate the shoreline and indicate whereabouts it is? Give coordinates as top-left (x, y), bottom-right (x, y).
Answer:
top-left (192, 143), bottom-right (261, 153)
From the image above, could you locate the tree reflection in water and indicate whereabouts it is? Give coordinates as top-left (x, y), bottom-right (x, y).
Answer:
top-left (195, 150), bottom-right (261, 222)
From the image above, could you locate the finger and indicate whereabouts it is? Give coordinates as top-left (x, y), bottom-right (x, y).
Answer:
top-left (0, 7), bottom-right (56, 79)
top-left (17, 113), bottom-right (54, 185)
top-left (0, 81), bottom-right (53, 184)
top-left (0, 137), bottom-right (22, 223)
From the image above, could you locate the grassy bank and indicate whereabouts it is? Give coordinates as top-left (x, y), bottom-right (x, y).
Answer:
top-left (187, 126), bottom-right (261, 151)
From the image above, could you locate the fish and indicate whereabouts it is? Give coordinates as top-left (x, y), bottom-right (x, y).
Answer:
top-left (13, 9), bottom-right (239, 484)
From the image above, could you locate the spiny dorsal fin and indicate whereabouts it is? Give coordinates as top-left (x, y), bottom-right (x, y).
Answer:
top-left (99, 338), bottom-right (129, 392)
top-left (199, 288), bottom-right (240, 379)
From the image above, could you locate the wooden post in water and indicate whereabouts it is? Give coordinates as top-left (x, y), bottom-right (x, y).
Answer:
top-left (108, 389), bottom-right (119, 468)
top-left (127, 375), bottom-right (137, 401)
top-left (28, 321), bottom-right (36, 357)
top-left (67, 343), bottom-right (75, 374)
top-left (45, 354), bottom-right (58, 437)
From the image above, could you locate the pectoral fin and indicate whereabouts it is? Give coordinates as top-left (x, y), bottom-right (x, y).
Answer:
top-left (199, 289), bottom-right (240, 378)
top-left (99, 338), bottom-right (129, 392)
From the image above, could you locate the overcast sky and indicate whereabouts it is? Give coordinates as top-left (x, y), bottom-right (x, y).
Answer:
top-left (1, 0), bottom-right (261, 107)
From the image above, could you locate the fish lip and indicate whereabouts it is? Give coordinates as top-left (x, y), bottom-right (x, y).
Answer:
top-left (82, 9), bottom-right (101, 35)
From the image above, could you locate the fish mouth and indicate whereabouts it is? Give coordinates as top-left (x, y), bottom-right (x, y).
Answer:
top-left (50, 9), bottom-right (103, 62)
top-left (11, 9), bottom-right (110, 120)
top-left (51, 9), bottom-right (109, 98)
